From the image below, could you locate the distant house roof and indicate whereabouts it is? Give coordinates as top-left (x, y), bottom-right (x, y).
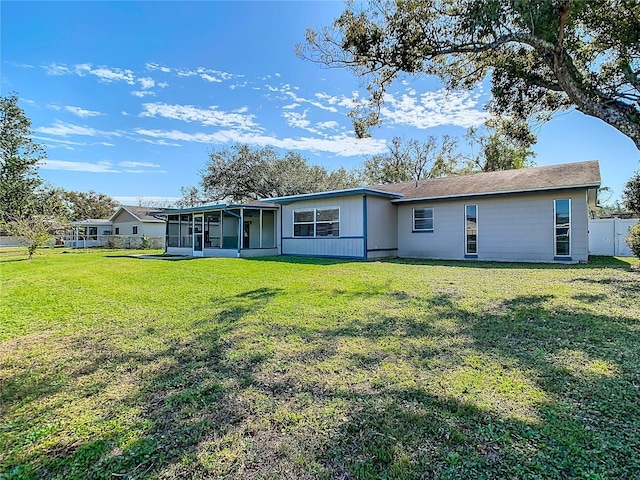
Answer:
top-left (262, 187), bottom-right (404, 204)
top-left (110, 205), bottom-right (166, 222)
top-left (374, 160), bottom-right (601, 203)
top-left (69, 219), bottom-right (112, 226)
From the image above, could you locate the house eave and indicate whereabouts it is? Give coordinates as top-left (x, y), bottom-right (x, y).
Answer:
top-left (261, 188), bottom-right (404, 205)
top-left (391, 184), bottom-right (601, 204)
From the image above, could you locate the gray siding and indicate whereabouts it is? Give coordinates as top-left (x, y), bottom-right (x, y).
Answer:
top-left (366, 195), bottom-right (398, 259)
top-left (397, 189), bottom-right (590, 263)
top-left (281, 195), bottom-right (364, 257)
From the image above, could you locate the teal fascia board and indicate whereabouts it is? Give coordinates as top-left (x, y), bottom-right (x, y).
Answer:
top-left (261, 188), bottom-right (403, 204)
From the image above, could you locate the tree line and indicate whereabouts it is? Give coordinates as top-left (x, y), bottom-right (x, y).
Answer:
top-left (178, 115), bottom-right (538, 206)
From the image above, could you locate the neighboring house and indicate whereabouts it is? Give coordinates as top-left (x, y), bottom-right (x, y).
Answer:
top-left (110, 205), bottom-right (166, 238)
top-left (63, 206), bottom-right (166, 249)
top-left (66, 219), bottom-right (113, 248)
top-left (160, 161), bottom-right (601, 263)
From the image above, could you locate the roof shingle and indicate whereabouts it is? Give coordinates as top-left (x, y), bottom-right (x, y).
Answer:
top-left (374, 160), bottom-right (601, 202)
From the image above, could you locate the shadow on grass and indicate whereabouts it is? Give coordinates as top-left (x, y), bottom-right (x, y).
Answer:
top-left (2, 284), bottom-right (639, 478)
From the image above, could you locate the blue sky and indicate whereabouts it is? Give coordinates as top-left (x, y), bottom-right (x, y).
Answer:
top-left (2, 1), bottom-right (638, 205)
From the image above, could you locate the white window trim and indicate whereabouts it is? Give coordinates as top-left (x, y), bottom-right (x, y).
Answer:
top-left (412, 207), bottom-right (434, 232)
top-left (132, 225), bottom-right (139, 235)
top-left (292, 207), bottom-right (340, 238)
top-left (465, 204), bottom-right (478, 256)
top-left (554, 198), bottom-right (571, 257)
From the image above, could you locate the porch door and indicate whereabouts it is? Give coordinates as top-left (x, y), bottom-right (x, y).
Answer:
top-left (243, 222), bottom-right (250, 249)
top-left (193, 214), bottom-right (204, 257)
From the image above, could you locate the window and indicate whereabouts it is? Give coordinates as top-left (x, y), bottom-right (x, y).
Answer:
top-left (132, 225), bottom-right (138, 235)
top-left (554, 199), bottom-right (571, 257)
top-left (316, 208), bottom-right (339, 237)
top-left (465, 204), bottom-right (478, 255)
top-left (293, 207), bottom-right (339, 237)
top-left (115, 227), bottom-right (120, 235)
top-left (293, 210), bottom-right (314, 237)
top-left (413, 207), bottom-right (434, 231)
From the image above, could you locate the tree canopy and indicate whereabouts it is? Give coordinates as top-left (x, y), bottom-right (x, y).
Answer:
top-left (299, 0), bottom-right (640, 149)
top-left (0, 93), bottom-right (46, 221)
top-left (180, 144), bottom-right (361, 206)
top-left (363, 135), bottom-right (460, 184)
top-left (465, 117), bottom-right (537, 172)
top-left (62, 190), bottom-right (119, 221)
top-left (623, 170), bottom-right (640, 214)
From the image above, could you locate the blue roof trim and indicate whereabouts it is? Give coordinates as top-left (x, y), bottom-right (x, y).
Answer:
top-left (261, 188), bottom-right (403, 204)
top-left (152, 203), bottom-right (278, 215)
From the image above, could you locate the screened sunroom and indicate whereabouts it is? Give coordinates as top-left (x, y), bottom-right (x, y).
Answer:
top-left (160, 204), bottom-right (279, 257)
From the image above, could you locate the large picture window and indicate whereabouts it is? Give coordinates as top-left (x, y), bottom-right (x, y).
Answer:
top-left (293, 207), bottom-right (339, 237)
top-left (554, 199), bottom-right (571, 257)
top-left (465, 204), bottom-right (478, 255)
top-left (413, 207), bottom-right (434, 231)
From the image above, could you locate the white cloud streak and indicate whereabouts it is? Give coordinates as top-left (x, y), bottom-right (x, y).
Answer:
top-left (35, 121), bottom-right (121, 138)
top-left (41, 160), bottom-right (120, 173)
top-left (140, 102), bottom-right (258, 130)
top-left (379, 90), bottom-right (487, 129)
top-left (65, 106), bottom-right (104, 118)
top-left (134, 128), bottom-right (387, 157)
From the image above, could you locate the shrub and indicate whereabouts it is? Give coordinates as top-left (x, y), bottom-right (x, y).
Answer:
top-left (626, 222), bottom-right (640, 259)
top-left (140, 235), bottom-right (151, 250)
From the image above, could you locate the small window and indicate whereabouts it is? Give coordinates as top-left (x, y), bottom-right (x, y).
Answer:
top-left (554, 199), bottom-right (571, 256)
top-left (293, 207), bottom-right (340, 237)
top-left (115, 227), bottom-right (120, 235)
top-left (413, 207), bottom-right (434, 231)
top-left (293, 210), bottom-right (315, 237)
top-left (316, 208), bottom-right (339, 237)
top-left (465, 205), bottom-right (478, 255)
top-left (132, 225), bottom-right (138, 235)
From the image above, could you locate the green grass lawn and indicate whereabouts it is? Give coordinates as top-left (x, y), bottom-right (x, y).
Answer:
top-left (1, 248), bottom-right (639, 479)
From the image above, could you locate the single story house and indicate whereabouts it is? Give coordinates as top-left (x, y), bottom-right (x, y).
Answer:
top-left (160, 160), bottom-right (601, 263)
top-left (64, 205), bottom-right (166, 248)
top-left (109, 205), bottom-right (166, 238)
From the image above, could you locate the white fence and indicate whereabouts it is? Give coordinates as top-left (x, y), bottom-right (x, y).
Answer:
top-left (588, 218), bottom-right (639, 257)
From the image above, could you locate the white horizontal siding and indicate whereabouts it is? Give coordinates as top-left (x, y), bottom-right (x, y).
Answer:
top-left (397, 189), bottom-right (590, 263)
top-left (281, 195), bottom-right (364, 257)
top-left (282, 238), bottom-right (364, 257)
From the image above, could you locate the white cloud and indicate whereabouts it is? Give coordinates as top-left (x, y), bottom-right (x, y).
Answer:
top-left (65, 106), bottom-right (104, 118)
top-left (42, 63), bottom-right (72, 75)
top-left (282, 103), bottom-right (300, 110)
top-left (379, 89), bottom-right (487, 129)
top-left (157, 82), bottom-right (169, 88)
top-left (75, 63), bottom-right (136, 84)
top-left (201, 73), bottom-right (222, 83)
top-left (283, 110), bottom-right (315, 132)
top-left (41, 160), bottom-right (120, 173)
top-left (134, 128), bottom-right (388, 157)
top-left (136, 138), bottom-right (181, 147)
top-left (140, 102), bottom-right (258, 130)
top-left (316, 121), bottom-right (340, 131)
top-left (146, 62), bottom-right (171, 73)
top-left (138, 77), bottom-right (155, 89)
top-left (35, 121), bottom-right (121, 138)
top-left (119, 161), bottom-right (161, 168)
top-left (131, 90), bottom-right (156, 97)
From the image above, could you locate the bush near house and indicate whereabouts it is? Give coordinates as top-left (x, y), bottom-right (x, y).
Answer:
top-left (626, 222), bottom-right (640, 259)
top-left (1, 250), bottom-right (639, 479)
